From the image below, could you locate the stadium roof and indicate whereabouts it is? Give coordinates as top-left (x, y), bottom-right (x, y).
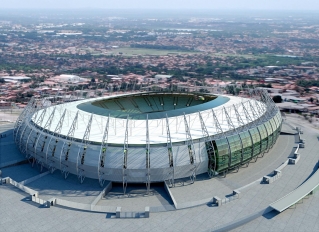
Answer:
top-left (32, 93), bottom-right (266, 145)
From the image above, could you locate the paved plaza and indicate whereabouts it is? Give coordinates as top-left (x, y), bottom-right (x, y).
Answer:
top-left (1, 114), bottom-right (319, 231)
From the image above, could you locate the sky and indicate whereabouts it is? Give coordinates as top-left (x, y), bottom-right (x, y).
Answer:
top-left (0, 0), bottom-right (319, 11)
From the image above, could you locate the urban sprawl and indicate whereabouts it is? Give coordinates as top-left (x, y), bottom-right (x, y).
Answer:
top-left (0, 10), bottom-right (319, 116)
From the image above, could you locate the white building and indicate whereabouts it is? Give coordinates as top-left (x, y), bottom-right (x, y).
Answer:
top-left (154, 74), bottom-right (172, 83)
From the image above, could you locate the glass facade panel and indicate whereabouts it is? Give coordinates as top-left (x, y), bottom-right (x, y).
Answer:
top-left (212, 110), bottom-right (282, 173)
top-left (264, 121), bottom-right (273, 149)
top-left (258, 124), bottom-right (268, 152)
top-left (268, 118), bottom-right (277, 146)
top-left (249, 127), bottom-right (261, 156)
top-left (264, 121), bottom-right (273, 134)
top-left (227, 134), bottom-right (242, 167)
top-left (272, 111), bottom-right (281, 140)
top-left (214, 138), bottom-right (230, 172)
top-left (239, 131), bottom-right (253, 162)
top-left (274, 111), bottom-right (280, 123)
top-left (205, 141), bottom-right (216, 171)
top-left (276, 112), bottom-right (282, 125)
top-left (272, 119), bottom-right (278, 140)
top-left (274, 112), bottom-right (282, 139)
top-left (271, 116), bottom-right (278, 128)
top-left (278, 112), bottom-right (283, 123)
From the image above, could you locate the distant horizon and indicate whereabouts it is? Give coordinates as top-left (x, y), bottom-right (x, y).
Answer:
top-left (1, 8), bottom-right (319, 11)
top-left (1, 0), bottom-right (319, 11)
top-left (1, 8), bottom-right (319, 20)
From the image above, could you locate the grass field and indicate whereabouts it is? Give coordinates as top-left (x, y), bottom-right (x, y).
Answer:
top-left (108, 47), bottom-right (201, 56)
top-left (209, 52), bottom-right (259, 58)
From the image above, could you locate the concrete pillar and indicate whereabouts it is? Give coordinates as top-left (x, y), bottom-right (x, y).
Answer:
top-left (233, 190), bottom-right (241, 198)
top-left (274, 169), bottom-right (281, 177)
top-left (213, 196), bottom-right (222, 206)
top-left (116, 207), bottom-right (121, 218)
top-left (145, 207), bottom-right (150, 218)
top-left (263, 176), bottom-right (270, 184)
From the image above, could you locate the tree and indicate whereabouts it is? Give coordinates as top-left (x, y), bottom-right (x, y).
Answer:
top-left (272, 95), bottom-right (282, 103)
top-left (309, 97), bottom-right (314, 103)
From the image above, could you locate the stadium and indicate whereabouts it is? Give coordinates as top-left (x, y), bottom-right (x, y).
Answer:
top-left (13, 89), bottom-right (282, 191)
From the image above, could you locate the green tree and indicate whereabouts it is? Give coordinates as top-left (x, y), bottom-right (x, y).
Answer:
top-left (272, 95), bottom-right (282, 103)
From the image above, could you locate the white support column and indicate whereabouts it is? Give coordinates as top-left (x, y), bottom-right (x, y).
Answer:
top-left (198, 111), bottom-right (216, 178)
top-left (123, 116), bottom-right (129, 195)
top-left (76, 114), bottom-right (93, 184)
top-left (46, 109), bottom-right (67, 173)
top-left (98, 115), bottom-right (110, 187)
top-left (145, 115), bottom-right (151, 194)
top-left (14, 97), bottom-right (36, 139)
top-left (183, 113), bottom-right (197, 183)
top-left (25, 108), bottom-right (48, 162)
top-left (59, 111), bottom-right (79, 179)
top-left (19, 103), bottom-right (42, 154)
top-left (166, 114), bottom-right (175, 187)
top-left (34, 107), bottom-right (56, 167)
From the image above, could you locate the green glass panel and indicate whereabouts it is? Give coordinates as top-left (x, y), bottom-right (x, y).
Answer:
top-left (265, 121), bottom-right (273, 135)
top-left (239, 131), bottom-right (253, 161)
top-left (228, 134), bottom-right (242, 167)
top-left (249, 127), bottom-right (261, 156)
top-left (215, 138), bottom-right (230, 172)
top-left (258, 124), bottom-right (268, 152)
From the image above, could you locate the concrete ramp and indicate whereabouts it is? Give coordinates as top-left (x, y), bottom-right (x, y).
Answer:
top-left (270, 167), bottom-right (319, 212)
top-left (280, 122), bottom-right (297, 135)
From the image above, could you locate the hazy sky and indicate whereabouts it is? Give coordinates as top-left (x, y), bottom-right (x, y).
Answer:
top-left (0, 0), bottom-right (319, 11)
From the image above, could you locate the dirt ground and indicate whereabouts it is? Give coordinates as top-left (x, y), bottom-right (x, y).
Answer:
top-left (0, 109), bottom-right (23, 124)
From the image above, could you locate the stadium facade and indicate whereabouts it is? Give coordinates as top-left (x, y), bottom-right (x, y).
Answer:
top-left (13, 89), bottom-right (282, 190)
